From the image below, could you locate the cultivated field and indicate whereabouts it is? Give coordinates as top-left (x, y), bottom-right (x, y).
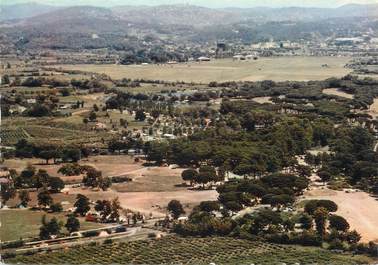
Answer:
top-left (5, 236), bottom-right (372, 264)
top-left (53, 56), bottom-right (351, 83)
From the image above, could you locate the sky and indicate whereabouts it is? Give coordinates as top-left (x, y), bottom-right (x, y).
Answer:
top-left (1, 0), bottom-right (378, 8)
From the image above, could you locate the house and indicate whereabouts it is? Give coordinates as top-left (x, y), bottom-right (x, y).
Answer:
top-left (163, 133), bottom-right (176, 140)
top-left (26, 99), bottom-right (36, 104)
top-left (94, 122), bottom-right (107, 130)
top-left (9, 105), bottom-right (27, 114)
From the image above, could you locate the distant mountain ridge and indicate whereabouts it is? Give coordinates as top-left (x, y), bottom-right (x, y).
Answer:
top-left (0, 3), bottom-right (60, 21)
top-left (1, 2), bottom-right (377, 24)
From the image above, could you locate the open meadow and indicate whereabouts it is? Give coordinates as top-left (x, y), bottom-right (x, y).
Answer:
top-left (0, 209), bottom-right (105, 242)
top-left (53, 56), bottom-right (352, 83)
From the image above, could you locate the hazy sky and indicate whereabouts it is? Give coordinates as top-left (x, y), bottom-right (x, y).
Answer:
top-left (1, 0), bottom-right (378, 8)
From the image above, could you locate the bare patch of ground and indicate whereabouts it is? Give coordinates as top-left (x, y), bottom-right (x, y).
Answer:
top-left (53, 57), bottom-right (351, 83)
top-left (322, 88), bottom-right (354, 99)
top-left (303, 188), bottom-right (378, 243)
top-left (112, 167), bottom-right (185, 192)
top-left (67, 188), bottom-right (217, 217)
top-left (3, 155), bottom-right (143, 183)
top-left (252, 96), bottom-right (274, 104)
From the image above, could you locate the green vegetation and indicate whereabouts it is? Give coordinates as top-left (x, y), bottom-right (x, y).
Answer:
top-left (4, 236), bottom-right (372, 264)
top-left (0, 210), bottom-right (103, 242)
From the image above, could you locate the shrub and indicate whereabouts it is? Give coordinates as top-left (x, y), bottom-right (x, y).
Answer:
top-left (2, 239), bottom-right (24, 249)
top-left (148, 232), bottom-right (157, 238)
top-left (2, 252), bottom-right (16, 259)
top-left (103, 239), bottom-right (113, 244)
top-left (50, 203), bottom-right (63, 212)
top-left (83, 231), bottom-right (100, 237)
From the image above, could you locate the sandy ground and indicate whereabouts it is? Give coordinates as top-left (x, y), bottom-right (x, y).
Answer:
top-left (252, 96), bottom-right (274, 104)
top-left (3, 155), bottom-right (143, 183)
top-left (68, 189), bottom-right (218, 217)
top-left (304, 189), bottom-right (378, 243)
top-left (322, 88), bottom-right (354, 99)
top-left (369, 98), bottom-right (378, 117)
top-left (53, 56), bottom-right (351, 83)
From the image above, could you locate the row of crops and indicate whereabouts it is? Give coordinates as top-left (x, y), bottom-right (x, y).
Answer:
top-left (24, 126), bottom-right (109, 146)
top-left (0, 127), bottom-right (30, 145)
top-left (5, 236), bottom-right (371, 264)
top-left (0, 125), bottom-right (109, 147)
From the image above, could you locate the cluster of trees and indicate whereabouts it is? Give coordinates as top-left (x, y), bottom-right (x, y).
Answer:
top-left (216, 173), bottom-right (309, 214)
top-left (13, 166), bottom-right (64, 191)
top-left (108, 137), bottom-right (143, 154)
top-left (37, 188), bottom-right (63, 212)
top-left (14, 139), bottom-right (82, 163)
top-left (306, 126), bottom-right (377, 193)
top-left (71, 78), bottom-right (108, 91)
top-left (181, 166), bottom-right (225, 188)
top-left (145, 115), bottom-right (337, 179)
top-left (58, 163), bottom-right (93, 176)
top-left (94, 198), bottom-right (122, 223)
top-left (0, 166), bottom-right (65, 208)
top-left (39, 214), bottom-right (80, 239)
top-left (82, 169), bottom-right (112, 191)
top-left (0, 183), bottom-right (31, 208)
top-left (119, 47), bottom-right (188, 65)
top-left (173, 198), bottom-right (364, 252)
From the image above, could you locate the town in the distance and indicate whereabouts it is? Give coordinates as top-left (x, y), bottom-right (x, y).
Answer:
top-left (0, 1), bottom-right (378, 264)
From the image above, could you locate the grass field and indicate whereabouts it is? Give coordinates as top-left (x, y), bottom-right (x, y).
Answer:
top-left (54, 56), bottom-right (351, 83)
top-left (5, 236), bottom-right (372, 264)
top-left (0, 209), bottom-right (104, 242)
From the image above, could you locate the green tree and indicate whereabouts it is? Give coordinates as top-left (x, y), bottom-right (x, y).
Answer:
top-left (2, 74), bottom-right (10, 84)
top-left (65, 214), bottom-right (80, 233)
top-left (329, 215), bottom-right (349, 232)
top-left (74, 194), bottom-right (91, 216)
top-left (99, 176), bottom-right (112, 191)
top-left (314, 207), bottom-right (328, 237)
top-left (49, 177), bottom-right (65, 193)
top-left (95, 200), bottom-right (112, 222)
top-left (83, 169), bottom-right (102, 188)
top-left (181, 168), bottom-right (198, 186)
top-left (168, 200), bottom-right (185, 219)
top-left (135, 109), bottom-right (146, 121)
top-left (1, 183), bottom-right (16, 205)
top-left (39, 216), bottom-right (62, 239)
top-left (50, 202), bottom-right (63, 212)
top-left (39, 150), bottom-right (57, 164)
top-left (199, 201), bottom-right (220, 213)
top-left (109, 198), bottom-right (122, 222)
top-left (37, 188), bottom-right (53, 208)
top-left (19, 190), bottom-right (31, 207)
top-left (299, 213), bottom-right (313, 230)
top-left (89, 111), bottom-right (97, 122)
